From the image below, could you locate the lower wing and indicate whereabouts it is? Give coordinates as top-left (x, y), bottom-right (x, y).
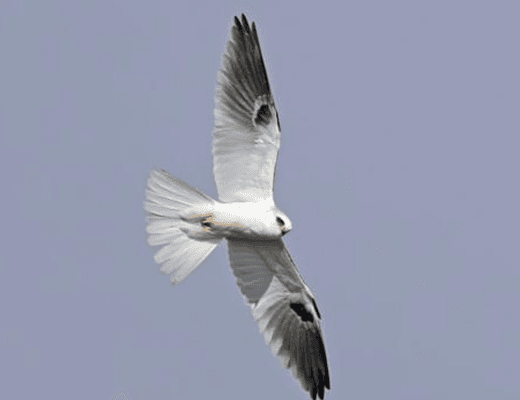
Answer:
top-left (227, 238), bottom-right (330, 400)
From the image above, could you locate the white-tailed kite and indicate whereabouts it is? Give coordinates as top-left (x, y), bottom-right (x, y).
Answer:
top-left (144, 14), bottom-right (330, 400)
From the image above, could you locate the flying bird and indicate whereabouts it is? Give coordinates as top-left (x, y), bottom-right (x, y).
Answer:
top-left (144, 14), bottom-right (330, 400)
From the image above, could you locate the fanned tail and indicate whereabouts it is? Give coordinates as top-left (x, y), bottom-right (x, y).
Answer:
top-left (144, 169), bottom-right (221, 284)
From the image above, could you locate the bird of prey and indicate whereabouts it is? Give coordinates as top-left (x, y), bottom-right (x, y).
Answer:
top-left (144, 14), bottom-right (330, 400)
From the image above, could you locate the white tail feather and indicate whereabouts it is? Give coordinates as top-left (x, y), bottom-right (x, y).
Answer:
top-left (145, 169), bottom-right (221, 284)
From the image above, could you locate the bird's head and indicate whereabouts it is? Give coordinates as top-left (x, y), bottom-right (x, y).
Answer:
top-left (274, 210), bottom-right (292, 236)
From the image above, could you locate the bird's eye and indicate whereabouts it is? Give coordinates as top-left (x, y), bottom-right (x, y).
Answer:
top-left (276, 217), bottom-right (285, 227)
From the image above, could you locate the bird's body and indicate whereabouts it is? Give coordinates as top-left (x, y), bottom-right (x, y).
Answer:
top-left (183, 199), bottom-right (290, 240)
top-left (144, 14), bottom-right (330, 400)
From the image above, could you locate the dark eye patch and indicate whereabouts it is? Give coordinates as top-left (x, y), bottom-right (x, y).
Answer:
top-left (276, 217), bottom-right (285, 227)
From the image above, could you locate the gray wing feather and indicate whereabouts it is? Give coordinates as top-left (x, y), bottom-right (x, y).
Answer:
top-left (227, 238), bottom-right (330, 400)
top-left (213, 14), bottom-right (281, 203)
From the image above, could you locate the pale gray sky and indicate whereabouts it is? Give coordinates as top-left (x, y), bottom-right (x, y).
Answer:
top-left (1, 1), bottom-right (519, 399)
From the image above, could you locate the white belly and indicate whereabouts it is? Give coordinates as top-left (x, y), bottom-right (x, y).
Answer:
top-left (181, 200), bottom-right (282, 240)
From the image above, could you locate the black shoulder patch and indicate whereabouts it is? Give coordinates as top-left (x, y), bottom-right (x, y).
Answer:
top-left (254, 103), bottom-right (272, 126)
top-left (290, 301), bottom-right (314, 323)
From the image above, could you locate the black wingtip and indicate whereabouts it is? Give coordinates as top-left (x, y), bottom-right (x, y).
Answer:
top-left (234, 13), bottom-right (250, 31)
top-left (241, 13), bottom-right (248, 28)
top-left (218, 13), bottom-right (281, 132)
top-left (237, 14), bottom-right (280, 132)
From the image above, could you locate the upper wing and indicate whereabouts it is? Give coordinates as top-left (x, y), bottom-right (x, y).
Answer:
top-left (227, 238), bottom-right (330, 400)
top-left (213, 14), bottom-right (282, 203)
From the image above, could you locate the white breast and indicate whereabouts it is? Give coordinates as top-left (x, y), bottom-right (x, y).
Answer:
top-left (212, 200), bottom-right (280, 239)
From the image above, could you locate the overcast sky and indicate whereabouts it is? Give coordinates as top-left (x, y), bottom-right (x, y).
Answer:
top-left (1, 1), bottom-right (519, 399)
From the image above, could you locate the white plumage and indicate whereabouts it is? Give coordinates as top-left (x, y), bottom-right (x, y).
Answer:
top-left (144, 14), bottom-right (330, 399)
